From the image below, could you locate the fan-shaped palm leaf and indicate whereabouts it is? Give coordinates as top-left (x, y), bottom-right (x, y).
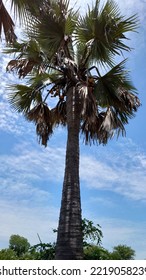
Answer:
top-left (94, 59), bottom-right (140, 116)
top-left (75, 0), bottom-right (138, 66)
top-left (26, 0), bottom-right (78, 62)
top-left (10, 0), bottom-right (42, 24)
top-left (81, 59), bottom-right (140, 145)
top-left (7, 84), bottom-right (42, 113)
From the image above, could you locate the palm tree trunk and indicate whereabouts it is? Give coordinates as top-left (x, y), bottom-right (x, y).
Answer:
top-left (55, 86), bottom-right (83, 260)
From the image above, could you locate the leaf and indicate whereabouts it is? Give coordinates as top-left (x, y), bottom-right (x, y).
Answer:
top-left (74, 0), bottom-right (138, 66)
top-left (11, 0), bottom-right (42, 25)
top-left (51, 100), bottom-right (67, 127)
top-left (6, 59), bottom-right (35, 78)
top-left (7, 84), bottom-right (42, 113)
top-left (81, 107), bottom-right (126, 145)
top-left (6, 39), bottom-right (46, 77)
top-left (0, 0), bottom-right (17, 43)
top-left (26, 102), bottom-right (53, 147)
top-left (26, 1), bottom-right (75, 60)
top-left (94, 59), bottom-right (139, 116)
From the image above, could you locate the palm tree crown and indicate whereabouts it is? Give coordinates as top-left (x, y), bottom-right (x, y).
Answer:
top-left (2, 0), bottom-right (140, 259)
top-left (4, 0), bottom-right (140, 146)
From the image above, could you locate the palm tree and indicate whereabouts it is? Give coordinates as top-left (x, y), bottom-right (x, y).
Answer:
top-left (3, 0), bottom-right (140, 259)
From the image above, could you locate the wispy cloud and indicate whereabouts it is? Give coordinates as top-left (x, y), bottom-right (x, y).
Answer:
top-left (80, 140), bottom-right (146, 201)
top-left (0, 142), bottom-right (65, 208)
top-left (1, 139), bottom-right (146, 205)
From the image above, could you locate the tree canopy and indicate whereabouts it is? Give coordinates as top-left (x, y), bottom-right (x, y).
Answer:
top-left (3, 0), bottom-right (140, 147)
top-left (9, 234), bottom-right (30, 257)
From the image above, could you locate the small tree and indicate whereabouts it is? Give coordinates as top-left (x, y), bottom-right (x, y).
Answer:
top-left (110, 244), bottom-right (135, 260)
top-left (9, 234), bottom-right (30, 257)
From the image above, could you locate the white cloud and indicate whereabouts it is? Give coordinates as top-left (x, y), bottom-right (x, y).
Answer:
top-left (80, 140), bottom-right (146, 202)
top-left (0, 142), bottom-right (65, 208)
top-left (80, 155), bottom-right (119, 188)
top-left (1, 139), bottom-right (146, 206)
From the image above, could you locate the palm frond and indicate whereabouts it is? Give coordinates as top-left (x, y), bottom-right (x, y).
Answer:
top-left (3, 41), bottom-right (27, 54)
top-left (6, 59), bottom-right (36, 78)
top-left (10, 0), bottom-right (42, 25)
top-left (0, 0), bottom-right (17, 43)
top-left (75, 0), bottom-right (138, 66)
top-left (7, 84), bottom-right (42, 113)
top-left (81, 107), bottom-right (126, 145)
top-left (6, 39), bottom-right (46, 77)
top-left (51, 100), bottom-right (67, 127)
top-left (98, 107), bottom-right (126, 143)
top-left (81, 59), bottom-right (140, 145)
top-left (94, 59), bottom-right (140, 115)
top-left (26, 0), bottom-right (78, 62)
top-left (26, 102), bottom-right (53, 146)
top-left (29, 15), bottom-right (64, 57)
top-left (78, 83), bottom-right (97, 121)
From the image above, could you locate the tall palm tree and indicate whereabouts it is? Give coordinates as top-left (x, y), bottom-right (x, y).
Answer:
top-left (3, 0), bottom-right (140, 259)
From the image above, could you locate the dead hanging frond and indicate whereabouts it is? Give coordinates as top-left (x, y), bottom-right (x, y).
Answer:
top-left (78, 83), bottom-right (97, 122)
top-left (119, 87), bottom-right (140, 113)
top-left (51, 100), bottom-right (67, 127)
top-left (26, 103), bottom-right (53, 146)
top-left (98, 107), bottom-right (126, 144)
top-left (0, 0), bottom-right (17, 43)
top-left (6, 59), bottom-right (34, 78)
top-left (81, 107), bottom-right (126, 145)
top-left (6, 39), bottom-right (46, 77)
top-left (81, 113), bottom-right (105, 145)
top-left (6, 58), bottom-right (44, 78)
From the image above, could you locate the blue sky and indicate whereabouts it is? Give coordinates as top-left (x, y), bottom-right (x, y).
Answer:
top-left (0, 0), bottom-right (146, 259)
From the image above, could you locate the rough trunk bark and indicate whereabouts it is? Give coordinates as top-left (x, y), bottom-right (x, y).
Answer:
top-left (55, 86), bottom-right (83, 260)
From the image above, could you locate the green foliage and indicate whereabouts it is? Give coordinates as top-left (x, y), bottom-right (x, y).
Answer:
top-left (30, 243), bottom-right (55, 260)
top-left (110, 244), bottom-right (135, 260)
top-left (9, 234), bottom-right (30, 257)
top-left (0, 249), bottom-right (18, 260)
top-left (0, 222), bottom-right (136, 260)
top-left (82, 218), bottom-right (103, 246)
top-left (7, 84), bottom-right (42, 113)
top-left (84, 245), bottom-right (111, 260)
top-left (75, 0), bottom-right (138, 66)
